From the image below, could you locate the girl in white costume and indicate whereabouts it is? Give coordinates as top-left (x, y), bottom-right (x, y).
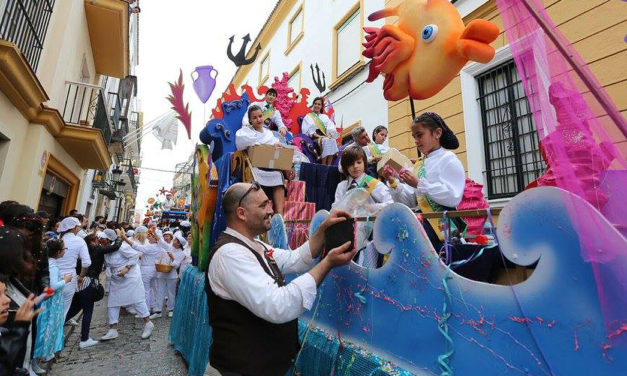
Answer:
top-left (301, 97), bottom-right (339, 165)
top-left (101, 230), bottom-right (154, 341)
top-left (381, 112), bottom-right (466, 246)
top-left (236, 105), bottom-right (289, 214)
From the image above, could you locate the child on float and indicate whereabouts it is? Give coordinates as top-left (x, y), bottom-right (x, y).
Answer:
top-left (334, 146), bottom-right (393, 267)
top-left (242, 88), bottom-right (288, 139)
top-left (301, 97), bottom-right (339, 165)
top-left (372, 125), bottom-right (389, 155)
top-left (151, 230), bottom-right (185, 318)
top-left (33, 239), bottom-right (72, 362)
top-left (236, 105), bottom-right (288, 215)
top-left (381, 112), bottom-right (466, 249)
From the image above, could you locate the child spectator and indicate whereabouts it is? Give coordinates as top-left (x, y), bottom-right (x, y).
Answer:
top-left (33, 239), bottom-right (72, 361)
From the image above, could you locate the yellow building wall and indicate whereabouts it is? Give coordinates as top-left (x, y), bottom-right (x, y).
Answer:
top-left (387, 0), bottom-right (627, 173)
top-left (0, 92), bottom-right (83, 209)
top-left (0, 0), bottom-right (104, 209)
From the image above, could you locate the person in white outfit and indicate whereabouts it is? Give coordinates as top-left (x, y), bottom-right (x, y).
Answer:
top-left (178, 232), bottom-right (193, 279)
top-left (152, 231), bottom-right (185, 318)
top-left (119, 226), bottom-right (163, 317)
top-left (301, 97), bottom-right (339, 165)
top-left (56, 217), bottom-right (91, 319)
top-left (101, 230), bottom-right (154, 340)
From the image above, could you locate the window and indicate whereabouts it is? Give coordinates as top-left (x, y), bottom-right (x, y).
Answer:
top-left (286, 6), bottom-right (304, 54)
top-left (259, 53), bottom-right (270, 86)
top-left (477, 60), bottom-right (545, 199)
top-left (288, 63), bottom-right (302, 92)
top-left (333, 2), bottom-right (363, 83)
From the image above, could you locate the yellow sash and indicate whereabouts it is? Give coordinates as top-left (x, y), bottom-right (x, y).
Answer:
top-left (308, 113), bottom-right (327, 136)
top-left (262, 106), bottom-right (275, 122)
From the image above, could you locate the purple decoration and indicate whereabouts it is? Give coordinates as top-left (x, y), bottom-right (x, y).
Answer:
top-left (191, 65), bottom-right (218, 103)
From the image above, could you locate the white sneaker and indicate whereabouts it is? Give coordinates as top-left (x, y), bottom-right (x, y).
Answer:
top-left (67, 318), bottom-right (79, 326)
top-left (30, 359), bottom-right (46, 375)
top-left (134, 314), bottom-right (144, 319)
top-left (126, 307), bottom-right (137, 315)
top-left (149, 312), bottom-right (162, 319)
top-left (168, 311), bottom-right (173, 318)
top-left (141, 321), bottom-right (154, 339)
top-left (101, 329), bottom-right (118, 341)
top-left (79, 338), bottom-right (99, 349)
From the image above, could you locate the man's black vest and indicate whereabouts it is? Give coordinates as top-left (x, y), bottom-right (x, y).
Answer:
top-left (205, 233), bottom-right (299, 376)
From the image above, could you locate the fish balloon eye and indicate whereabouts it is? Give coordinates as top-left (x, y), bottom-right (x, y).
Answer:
top-left (421, 24), bottom-right (438, 43)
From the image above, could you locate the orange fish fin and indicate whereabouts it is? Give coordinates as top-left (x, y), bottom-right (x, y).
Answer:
top-left (458, 39), bottom-right (496, 63)
top-left (460, 19), bottom-right (500, 44)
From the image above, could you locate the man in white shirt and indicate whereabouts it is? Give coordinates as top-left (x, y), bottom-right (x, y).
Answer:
top-left (162, 193), bottom-right (176, 211)
top-left (241, 88), bottom-right (288, 137)
top-left (207, 182), bottom-right (355, 375)
top-left (56, 217), bottom-right (91, 318)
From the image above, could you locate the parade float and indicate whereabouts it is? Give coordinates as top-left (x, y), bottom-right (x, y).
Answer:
top-left (169, 0), bottom-right (626, 375)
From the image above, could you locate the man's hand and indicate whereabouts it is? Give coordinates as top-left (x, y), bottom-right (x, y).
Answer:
top-left (308, 242), bottom-right (355, 286)
top-left (15, 294), bottom-right (42, 322)
top-left (320, 209), bottom-right (351, 231)
top-left (63, 274), bottom-right (73, 283)
top-left (325, 241), bottom-right (355, 267)
top-left (279, 128), bottom-right (287, 137)
top-left (273, 142), bottom-right (282, 147)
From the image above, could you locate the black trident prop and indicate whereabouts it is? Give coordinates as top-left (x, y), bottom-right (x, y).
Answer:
top-left (310, 63), bottom-right (326, 93)
top-left (227, 34), bottom-right (261, 67)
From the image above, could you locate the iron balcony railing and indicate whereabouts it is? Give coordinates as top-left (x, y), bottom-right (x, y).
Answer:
top-left (0, 0), bottom-right (56, 71)
top-left (62, 80), bottom-right (114, 144)
top-left (127, 163), bottom-right (136, 191)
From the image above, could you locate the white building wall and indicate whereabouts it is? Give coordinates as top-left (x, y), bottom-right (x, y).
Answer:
top-left (237, 0), bottom-right (389, 140)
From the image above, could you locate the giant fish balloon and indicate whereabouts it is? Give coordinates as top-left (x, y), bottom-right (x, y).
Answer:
top-left (363, 0), bottom-right (500, 100)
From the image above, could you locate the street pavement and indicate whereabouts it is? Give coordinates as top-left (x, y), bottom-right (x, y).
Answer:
top-left (49, 295), bottom-right (220, 376)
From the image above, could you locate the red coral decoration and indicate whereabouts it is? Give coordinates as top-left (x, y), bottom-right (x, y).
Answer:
top-left (167, 69), bottom-right (192, 139)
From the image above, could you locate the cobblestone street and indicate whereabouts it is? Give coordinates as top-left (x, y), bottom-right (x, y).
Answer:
top-left (49, 296), bottom-right (219, 376)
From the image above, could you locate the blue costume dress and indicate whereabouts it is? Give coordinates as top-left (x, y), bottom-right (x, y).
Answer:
top-left (33, 258), bottom-right (66, 358)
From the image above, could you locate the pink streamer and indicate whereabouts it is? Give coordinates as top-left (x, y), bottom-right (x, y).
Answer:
top-left (496, 0), bottom-right (627, 343)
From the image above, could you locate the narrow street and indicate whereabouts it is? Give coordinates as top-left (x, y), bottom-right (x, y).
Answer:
top-left (49, 296), bottom-right (219, 376)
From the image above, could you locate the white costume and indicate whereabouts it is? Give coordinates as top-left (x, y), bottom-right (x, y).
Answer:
top-left (163, 198), bottom-right (176, 211)
top-left (130, 240), bottom-right (163, 314)
top-left (242, 101), bottom-right (287, 132)
top-left (179, 243), bottom-right (192, 279)
top-left (236, 126), bottom-right (285, 187)
top-left (154, 239), bottom-right (184, 313)
top-left (57, 232), bottom-right (91, 318)
top-left (104, 242), bottom-right (148, 323)
top-left (333, 174), bottom-right (393, 268)
top-left (375, 142), bottom-right (390, 154)
top-left (301, 113), bottom-right (339, 158)
top-left (389, 147), bottom-right (465, 209)
top-left (208, 228), bottom-right (317, 323)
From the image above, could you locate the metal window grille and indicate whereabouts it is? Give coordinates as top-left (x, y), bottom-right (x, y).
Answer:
top-left (477, 60), bottom-right (545, 199)
top-left (0, 0), bottom-right (56, 71)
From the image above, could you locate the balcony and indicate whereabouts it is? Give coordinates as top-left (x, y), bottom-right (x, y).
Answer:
top-left (58, 80), bottom-right (114, 170)
top-left (0, 0), bottom-right (56, 72)
top-left (84, 0), bottom-right (129, 78)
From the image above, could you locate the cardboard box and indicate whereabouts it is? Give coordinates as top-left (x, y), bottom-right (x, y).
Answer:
top-left (377, 148), bottom-right (413, 176)
top-left (248, 144), bottom-right (294, 170)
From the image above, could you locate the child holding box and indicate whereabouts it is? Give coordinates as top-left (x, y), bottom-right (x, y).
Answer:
top-left (236, 105), bottom-right (288, 214)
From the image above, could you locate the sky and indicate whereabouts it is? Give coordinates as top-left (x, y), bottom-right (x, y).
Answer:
top-left (133, 0), bottom-right (278, 216)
